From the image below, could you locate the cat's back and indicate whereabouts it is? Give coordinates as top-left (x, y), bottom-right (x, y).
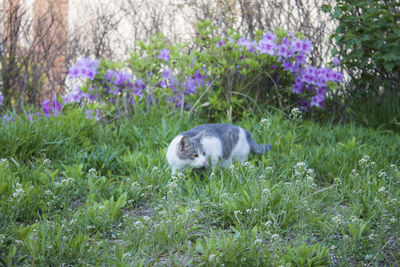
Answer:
top-left (182, 123), bottom-right (240, 138)
top-left (185, 123), bottom-right (248, 160)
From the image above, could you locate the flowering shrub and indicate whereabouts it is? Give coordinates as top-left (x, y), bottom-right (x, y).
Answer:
top-left (64, 35), bottom-right (208, 119)
top-left (62, 22), bottom-right (342, 120)
top-left (193, 21), bottom-right (342, 117)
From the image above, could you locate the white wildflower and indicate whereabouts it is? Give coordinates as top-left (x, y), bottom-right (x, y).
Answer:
top-left (208, 254), bottom-right (217, 261)
top-left (358, 155), bottom-right (370, 167)
top-left (271, 234), bottom-right (279, 240)
top-left (332, 214), bottom-right (344, 226)
top-left (334, 177), bottom-right (342, 185)
top-left (260, 118), bottom-right (271, 129)
top-left (378, 187), bottom-right (386, 193)
top-left (254, 238), bottom-right (262, 245)
top-left (265, 166), bottom-right (273, 175)
top-left (234, 210), bottom-right (242, 216)
top-left (133, 221), bottom-right (144, 229)
top-left (12, 183), bottom-right (25, 201)
top-left (290, 107), bottom-right (302, 120)
top-left (378, 172), bottom-right (387, 179)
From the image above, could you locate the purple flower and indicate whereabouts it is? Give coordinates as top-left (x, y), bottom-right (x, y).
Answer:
top-left (194, 70), bottom-right (205, 87)
top-left (300, 39), bottom-right (312, 55)
top-left (183, 77), bottom-right (197, 95)
top-left (292, 78), bottom-right (304, 94)
top-left (63, 86), bottom-right (87, 103)
top-left (216, 39), bottom-right (226, 47)
top-left (257, 38), bottom-right (276, 55)
top-left (295, 53), bottom-right (307, 65)
top-left (0, 93), bottom-right (3, 106)
top-left (276, 43), bottom-right (289, 58)
top-left (134, 79), bottom-right (146, 90)
top-left (263, 32), bottom-right (277, 41)
top-left (282, 60), bottom-right (298, 73)
top-left (299, 99), bottom-right (310, 111)
top-left (311, 95), bottom-right (324, 108)
top-left (105, 69), bottom-right (118, 82)
top-left (158, 48), bottom-right (170, 62)
top-left (132, 79), bottom-right (145, 97)
top-left (2, 114), bottom-right (15, 125)
top-left (291, 38), bottom-right (304, 53)
top-left (42, 98), bottom-right (62, 117)
top-left (333, 57), bottom-right (340, 67)
top-left (116, 71), bottom-right (134, 87)
top-left (67, 58), bottom-right (100, 80)
top-left (162, 69), bottom-right (173, 80)
top-left (86, 109), bottom-right (101, 121)
top-left (335, 72), bottom-right (343, 83)
top-left (89, 88), bottom-right (100, 101)
top-left (237, 38), bottom-right (256, 53)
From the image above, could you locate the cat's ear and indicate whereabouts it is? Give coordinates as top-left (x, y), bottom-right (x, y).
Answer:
top-left (192, 130), bottom-right (205, 142)
top-left (179, 136), bottom-right (191, 151)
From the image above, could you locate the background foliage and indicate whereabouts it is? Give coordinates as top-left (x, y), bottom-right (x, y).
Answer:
top-left (323, 0), bottom-right (400, 129)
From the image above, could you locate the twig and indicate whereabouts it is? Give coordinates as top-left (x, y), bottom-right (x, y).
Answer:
top-left (187, 79), bottom-right (215, 116)
top-left (367, 236), bottom-right (394, 267)
top-left (310, 184), bottom-right (337, 196)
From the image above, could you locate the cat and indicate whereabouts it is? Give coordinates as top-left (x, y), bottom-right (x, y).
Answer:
top-left (166, 123), bottom-right (271, 174)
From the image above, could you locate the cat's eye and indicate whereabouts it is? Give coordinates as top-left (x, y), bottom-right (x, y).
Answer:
top-left (194, 153), bottom-right (199, 158)
top-left (203, 152), bottom-right (206, 156)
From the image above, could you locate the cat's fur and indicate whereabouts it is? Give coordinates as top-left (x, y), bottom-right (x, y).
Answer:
top-left (166, 123), bottom-right (271, 174)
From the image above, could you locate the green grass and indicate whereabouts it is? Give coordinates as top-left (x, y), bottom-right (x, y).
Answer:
top-left (0, 107), bottom-right (399, 266)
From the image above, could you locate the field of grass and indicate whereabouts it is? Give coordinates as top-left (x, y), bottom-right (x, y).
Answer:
top-left (0, 107), bottom-right (399, 266)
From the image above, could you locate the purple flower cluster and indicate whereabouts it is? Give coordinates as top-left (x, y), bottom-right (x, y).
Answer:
top-left (1, 114), bottom-right (14, 125)
top-left (158, 48), bottom-right (170, 62)
top-left (217, 32), bottom-right (343, 109)
top-left (42, 98), bottom-right (62, 117)
top-left (160, 67), bottom-right (207, 107)
top-left (104, 69), bottom-right (145, 99)
top-left (67, 58), bottom-right (100, 81)
top-left (63, 86), bottom-right (89, 103)
top-left (86, 109), bottom-right (101, 121)
top-left (0, 93), bottom-right (3, 106)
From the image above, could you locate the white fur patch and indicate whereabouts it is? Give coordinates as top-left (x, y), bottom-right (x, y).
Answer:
top-left (201, 136), bottom-right (223, 167)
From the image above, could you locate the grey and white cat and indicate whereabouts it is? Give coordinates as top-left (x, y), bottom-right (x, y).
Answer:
top-left (166, 123), bottom-right (271, 174)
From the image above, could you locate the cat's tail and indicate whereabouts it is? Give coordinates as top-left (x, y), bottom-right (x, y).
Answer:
top-left (245, 130), bottom-right (272, 155)
top-left (250, 143), bottom-right (272, 155)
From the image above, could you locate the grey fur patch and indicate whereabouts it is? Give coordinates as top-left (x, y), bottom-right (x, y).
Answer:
top-left (244, 130), bottom-right (271, 154)
top-left (176, 135), bottom-right (205, 160)
top-left (179, 123), bottom-right (271, 159)
top-left (221, 128), bottom-right (239, 159)
top-left (181, 124), bottom-right (240, 160)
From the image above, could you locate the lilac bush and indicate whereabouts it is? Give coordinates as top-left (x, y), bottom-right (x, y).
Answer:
top-left (207, 30), bottom-right (342, 112)
top-left (64, 42), bottom-right (208, 118)
top-left (60, 23), bottom-right (342, 120)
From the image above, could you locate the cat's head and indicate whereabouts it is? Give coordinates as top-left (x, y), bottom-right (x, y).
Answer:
top-left (177, 131), bottom-right (207, 169)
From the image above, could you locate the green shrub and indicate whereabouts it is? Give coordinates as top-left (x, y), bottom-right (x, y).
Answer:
top-left (66, 21), bottom-right (342, 121)
top-left (323, 1), bottom-right (400, 129)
